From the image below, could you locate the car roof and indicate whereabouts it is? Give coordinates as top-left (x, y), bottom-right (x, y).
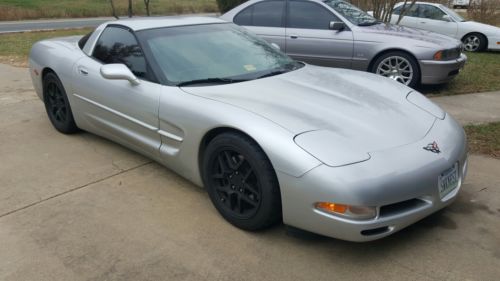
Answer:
top-left (396, 1), bottom-right (441, 6)
top-left (110, 16), bottom-right (227, 31)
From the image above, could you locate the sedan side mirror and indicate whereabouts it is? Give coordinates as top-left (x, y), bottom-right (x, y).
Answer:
top-left (442, 15), bottom-right (452, 22)
top-left (329, 21), bottom-right (345, 31)
top-left (100, 64), bottom-right (140, 86)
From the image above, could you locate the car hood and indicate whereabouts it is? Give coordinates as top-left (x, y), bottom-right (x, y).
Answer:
top-left (355, 23), bottom-right (460, 48)
top-left (182, 65), bottom-right (437, 153)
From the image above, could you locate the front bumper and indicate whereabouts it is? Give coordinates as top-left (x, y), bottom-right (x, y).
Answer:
top-left (419, 53), bottom-right (467, 85)
top-left (487, 35), bottom-right (500, 50)
top-left (278, 114), bottom-right (468, 242)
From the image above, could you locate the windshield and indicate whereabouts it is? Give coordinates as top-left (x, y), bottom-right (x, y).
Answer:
top-left (323, 0), bottom-right (378, 26)
top-left (137, 23), bottom-right (301, 86)
top-left (439, 4), bottom-right (465, 22)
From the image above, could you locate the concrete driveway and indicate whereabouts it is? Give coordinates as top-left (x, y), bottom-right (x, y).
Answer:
top-left (1, 64), bottom-right (499, 280)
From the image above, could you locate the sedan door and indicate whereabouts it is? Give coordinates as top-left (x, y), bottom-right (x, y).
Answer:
top-left (285, 0), bottom-right (353, 68)
top-left (415, 4), bottom-right (458, 37)
top-left (233, 0), bottom-right (287, 51)
top-left (71, 26), bottom-right (162, 159)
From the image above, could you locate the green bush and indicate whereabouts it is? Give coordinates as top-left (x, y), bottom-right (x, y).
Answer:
top-left (216, 0), bottom-right (249, 13)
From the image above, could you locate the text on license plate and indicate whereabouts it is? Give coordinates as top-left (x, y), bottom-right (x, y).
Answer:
top-left (438, 163), bottom-right (459, 199)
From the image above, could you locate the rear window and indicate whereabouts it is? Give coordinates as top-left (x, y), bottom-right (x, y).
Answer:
top-left (78, 31), bottom-right (93, 50)
top-left (234, 0), bottom-right (285, 27)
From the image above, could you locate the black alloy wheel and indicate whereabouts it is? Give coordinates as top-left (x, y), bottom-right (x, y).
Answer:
top-left (43, 72), bottom-right (78, 134)
top-left (202, 132), bottom-right (281, 230)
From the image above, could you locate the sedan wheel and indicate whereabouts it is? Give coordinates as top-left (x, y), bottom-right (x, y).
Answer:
top-left (202, 132), bottom-right (281, 230)
top-left (376, 56), bottom-right (414, 85)
top-left (43, 72), bottom-right (78, 134)
top-left (462, 33), bottom-right (486, 52)
top-left (372, 51), bottom-right (420, 88)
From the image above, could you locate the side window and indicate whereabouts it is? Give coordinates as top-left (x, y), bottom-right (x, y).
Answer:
top-left (92, 26), bottom-right (148, 79)
top-left (394, 4), bottom-right (419, 17)
top-left (234, 1), bottom-right (285, 27)
top-left (419, 5), bottom-right (446, 20)
top-left (288, 1), bottom-right (339, 30)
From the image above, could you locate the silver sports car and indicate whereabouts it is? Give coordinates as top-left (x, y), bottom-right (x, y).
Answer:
top-left (221, 0), bottom-right (467, 88)
top-left (29, 17), bottom-right (468, 242)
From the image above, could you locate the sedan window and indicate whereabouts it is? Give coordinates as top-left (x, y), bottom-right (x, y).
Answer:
top-left (92, 26), bottom-right (148, 79)
top-left (419, 5), bottom-right (447, 21)
top-left (393, 4), bottom-right (420, 17)
top-left (234, 0), bottom-right (285, 27)
top-left (288, 0), bottom-right (339, 30)
top-left (323, 0), bottom-right (378, 26)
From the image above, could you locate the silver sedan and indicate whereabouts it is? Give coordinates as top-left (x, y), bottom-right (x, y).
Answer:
top-left (221, 0), bottom-right (467, 87)
top-left (29, 17), bottom-right (467, 241)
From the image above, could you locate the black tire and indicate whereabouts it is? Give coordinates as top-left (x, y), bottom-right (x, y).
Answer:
top-left (43, 72), bottom-right (78, 134)
top-left (371, 51), bottom-right (420, 88)
top-left (201, 132), bottom-right (281, 231)
top-left (462, 33), bottom-right (487, 52)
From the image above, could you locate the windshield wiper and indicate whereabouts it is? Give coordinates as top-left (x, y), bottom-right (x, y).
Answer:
top-left (177, 77), bottom-right (247, 87)
top-left (255, 62), bottom-right (302, 79)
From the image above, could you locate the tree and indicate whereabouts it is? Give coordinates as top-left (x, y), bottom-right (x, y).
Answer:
top-left (370, 0), bottom-right (416, 24)
top-left (144, 0), bottom-right (151, 16)
top-left (128, 0), bottom-right (133, 18)
top-left (109, 0), bottom-right (119, 19)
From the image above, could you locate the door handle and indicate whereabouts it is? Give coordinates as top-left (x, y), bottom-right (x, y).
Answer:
top-left (420, 22), bottom-right (426, 24)
top-left (78, 66), bottom-right (89, 75)
top-left (290, 35), bottom-right (298, 39)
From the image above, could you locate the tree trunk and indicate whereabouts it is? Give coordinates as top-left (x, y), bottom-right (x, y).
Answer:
top-left (144, 0), bottom-right (151, 16)
top-left (109, 0), bottom-right (119, 19)
top-left (128, 0), bottom-right (133, 18)
top-left (396, 0), bottom-right (417, 25)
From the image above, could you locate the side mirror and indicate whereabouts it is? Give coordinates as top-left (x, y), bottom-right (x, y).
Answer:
top-left (442, 15), bottom-right (452, 22)
top-left (100, 64), bottom-right (140, 86)
top-left (329, 21), bottom-right (345, 31)
top-left (270, 43), bottom-right (281, 51)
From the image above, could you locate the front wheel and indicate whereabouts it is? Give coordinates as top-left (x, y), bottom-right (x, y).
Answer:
top-left (462, 33), bottom-right (487, 52)
top-left (43, 72), bottom-right (78, 134)
top-left (372, 51), bottom-right (420, 88)
top-left (201, 132), bottom-right (281, 231)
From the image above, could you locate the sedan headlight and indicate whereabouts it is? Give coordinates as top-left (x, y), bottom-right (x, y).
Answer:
top-left (407, 91), bottom-right (445, 119)
top-left (433, 47), bottom-right (461, 61)
top-left (315, 202), bottom-right (377, 220)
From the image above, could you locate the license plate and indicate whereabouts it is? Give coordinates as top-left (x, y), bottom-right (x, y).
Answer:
top-left (438, 163), bottom-right (459, 199)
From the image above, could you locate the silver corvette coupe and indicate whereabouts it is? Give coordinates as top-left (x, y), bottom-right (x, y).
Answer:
top-left (29, 17), bottom-right (468, 242)
top-left (221, 0), bottom-right (467, 87)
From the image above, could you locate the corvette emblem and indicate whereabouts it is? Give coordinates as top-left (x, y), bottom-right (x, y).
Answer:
top-left (423, 141), bottom-right (441, 154)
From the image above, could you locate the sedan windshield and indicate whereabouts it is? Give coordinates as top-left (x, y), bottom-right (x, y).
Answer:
top-left (137, 23), bottom-right (302, 86)
top-left (324, 0), bottom-right (379, 26)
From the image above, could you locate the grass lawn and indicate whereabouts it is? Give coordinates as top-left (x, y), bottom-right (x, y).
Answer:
top-left (0, 0), bottom-right (218, 21)
top-left (0, 28), bottom-right (93, 67)
top-left (465, 122), bottom-right (500, 159)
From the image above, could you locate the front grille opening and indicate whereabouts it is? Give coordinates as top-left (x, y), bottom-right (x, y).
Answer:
top-left (361, 226), bottom-right (390, 236)
top-left (379, 198), bottom-right (427, 218)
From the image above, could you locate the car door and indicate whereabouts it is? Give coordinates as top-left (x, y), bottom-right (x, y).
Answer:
top-left (285, 0), bottom-right (353, 68)
top-left (72, 25), bottom-right (162, 159)
top-left (415, 4), bottom-right (458, 37)
top-left (390, 4), bottom-right (419, 28)
top-left (233, 0), bottom-right (286, 51)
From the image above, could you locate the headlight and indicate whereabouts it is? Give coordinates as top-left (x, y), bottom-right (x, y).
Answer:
top-left (315, 202), bottom-right (377, 220)
top-left (433, 47), bottom-right (461, 60)
top-left (407, 91), bottom-right (445, 119)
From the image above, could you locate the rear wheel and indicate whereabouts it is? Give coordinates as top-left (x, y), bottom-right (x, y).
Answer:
top-left (372, 51), bottom-right (420, 88)
top-left (43, 72), bottom-right (78, 134)
top-left (202, 132), bottom-right (281, 230)
top-left (462, 33), bottom-right (487, 52)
